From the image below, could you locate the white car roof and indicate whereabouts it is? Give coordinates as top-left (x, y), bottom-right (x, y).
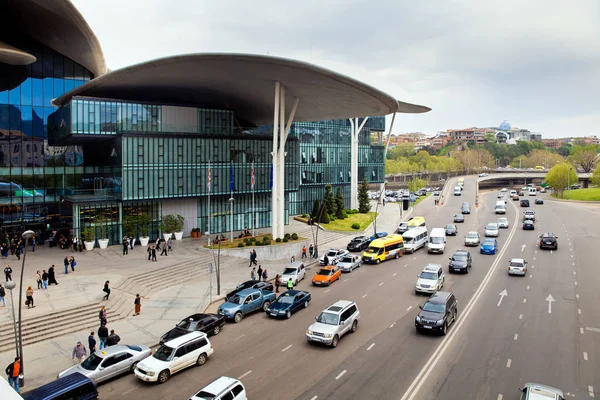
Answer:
top-left (510, 258), bottom-right (525, 263)
top-left (191, 376), bottom-right (242, 399)
top-left (164, 331), bottom-right (207, 348)
top-left (423, 264), bottom-right (442, 272)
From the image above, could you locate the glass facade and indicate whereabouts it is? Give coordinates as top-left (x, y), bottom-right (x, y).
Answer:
top-left (0, 34), bottom-right (92, 232)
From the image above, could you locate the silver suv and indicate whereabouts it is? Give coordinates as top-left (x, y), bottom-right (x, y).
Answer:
top-left (306, 300), bottom-right (360, 348)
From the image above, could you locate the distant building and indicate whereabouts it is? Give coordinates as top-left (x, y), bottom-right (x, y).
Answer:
top-left (431, 133), bottom-right (451, 150)
top-left (447, 128), bottom-right (486, 144)
top-left (542, 138), bottom-right (567, 149)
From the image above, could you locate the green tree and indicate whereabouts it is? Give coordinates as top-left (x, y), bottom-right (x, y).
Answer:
top-left (387, 143), bottom-right (415, 160)
top-left (557, 145), bottom-right (572, 157)
top-left (592, 163), bottom-right (600, 187)
top-left (545, 163), bottom-right (578, 198)
top-left (311, 199), bottom-right (321, 219)
top-left (323, 184), bottom-right (335, 215)
top-left (407, 177), bottom-right (425, 193)
top-left (569, 146), bottom-right (599, 172)
top-left (358, 178), bottom-right (371, 213)
top-left (335, 187), bottom-right (345, 219)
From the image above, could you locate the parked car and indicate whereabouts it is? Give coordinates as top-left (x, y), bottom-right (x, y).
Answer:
top-left (347, 236), bottom-right (371, 252)
top-left (415, 263), bottom-right (445, 295)
top-left (464, 231), bottom-right (480, 246)
top-left (265, 290), bottom-right (311, 319)
top-left (337, 255), bottom-right (362, 273)
top-left (535, 198), bottom-right (544, 205)
top-left (160, 314), bottom-right (225, 343)
top-left (448, 250), bottom-right (472, 273)
top-left (369, 232), bottom-right (389, 241)
top-left (320, 249), bottom-right (349, 265)
top-left (217, 288), bottom-right (276, 323)
top-left (480, 238), bottom-right (499, 255)
top-left (280, 261), bottom-right (306, 284)
top-left (312, 266), bottom-right (342, 286)
top-left (454, 214), bottom-right (465, 223)
top-left (226, 281), bottom-right (273, 302)
top-left (58, 344), bottom-right (152, 384)
top-left (508, 258), bottom-right (528, 276)
top-left (188, 376), bottom-right (247, 400)
top-left (306, 300), bottom-right (360, 348)
top-left (539, 233), bottom-right (558, 250)
top-left (415, 291), bottom-right (458, 335)
top-left (445, 224), bottom-right (458, 236)
top-left (396, 222), bottom-right (409, 234)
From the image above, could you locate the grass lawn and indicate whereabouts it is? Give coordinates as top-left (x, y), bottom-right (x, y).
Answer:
top-left (552, 188), bottom-right (600, 201)
top-left (413, 192), bottom-right (431, 206)
top-left (321, 211), bottom-right (378, 232)
top-left (205, 233), bottom-right (306, 249)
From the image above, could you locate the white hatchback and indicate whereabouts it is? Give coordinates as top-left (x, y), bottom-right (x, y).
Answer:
top-left (497, 217), bottom-right (509, 229)
top-left (280, 261), bottom-right (306, 285)
top-left (464, 231), bottom-right (481, 246)
top-left (485, 223), bottom-right (499, 237)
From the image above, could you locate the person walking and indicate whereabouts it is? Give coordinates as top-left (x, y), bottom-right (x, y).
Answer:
top-left (0, 283), bottom-right (6, 306)
top-left (15, 246), bottom-right (20, 261)
top-left (129, 236), bottom-right (134, 250)
top-left (48, 265), bottom-right (58, 285)
top-left (98, 323), bottom-right (108, 350)
top-left (252, 249), bottom-right (258, 265)
top-left (26, 286), bottom-right (35, 308)
top-left (134, 294), bottom-right (141, 316)
top-left (41, 270), bottom-right (49, 289)
top-left (72, 341), bottom-right (87, 363)
top-left (323, 254), bottom-right (329, 266)
top-left (31, 235), bottom-right (36, 252)
top-left (36, 270), bottom-right (43, 289)
top-left (72, 236), bottom-right (77, 252)
top-left (302, 246), bottom-right (307, 259)
top-left (160, 241), bottom-right (168, 257)
top-left (5, 356), bottom-right (21, 393)
top-left (88, 331), bottom-right (97, 353)
top-left (257, 265), bottom-right (263, 281)
top-left (248, 251), bottom-right (254, 267)
top-left (151, 246), bottom-right (157, 262)
top-left (122, 238), bottom-right (129, 255)
top-left (4, 264), bottom-right (12, 281)
top-left (167, 238), bottom-right (172, 252)
top-left (287, 278), bottom-right (294, 291)
top-left (275, 274), bottom-right (281, 293)
top-left (309, 244), bottom-right (314, 258)
top-left (106, 329), bottom-right (121, 347)
top-left (102, 281), bottom-right (111, 300)
top-left (250, 268), bottom-right (257, 281)
top-left (147, 244), bottom-right (152, 261)
top-left (69, 256), bottom-right (76, 272)
top-left (262, 268), bottom-right (268, 282)
top-left (63, 256), bottom-right (70, 274)
top-left (99, 305), bottom-right (107, 325)
top-left (290, 255), bottom-right (296, 263)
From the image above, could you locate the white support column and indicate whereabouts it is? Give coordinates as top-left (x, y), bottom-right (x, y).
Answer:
top-left (271, 82), bottom-right (280, 239)
top-left (379, 112), bottom-right (397, 200)
top-left (350, 116), bottom-right (369, 209)
top-left (277, 85), bottom-right (286, 239)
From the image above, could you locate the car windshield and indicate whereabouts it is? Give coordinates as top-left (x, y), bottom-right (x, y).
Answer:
top-left (422, 302), bottom-right (445, 313)
top-left (367, 246), bottom-right (382, 254)
top-left (420, 271), bottom-right (437, 280)
top-left (499, 218), bottom-right (507, 223)
top-left (486, 224), bottom-right (497, 230)
top-left (510, 261), bottom-right (524, 268)
top-left (193, 391), bottom-right (217, 400)
top-left (152, 345), bottom-right (174, 361)
top-left (176, 319), bottom-right (195, 329)
top-left (339, 257), bottom-right (353, 263)
top-left (283, 268), bottom-right (297, 275)
top-left (317, 312), bottom-right (339, 325)
top-left (317, 269), bottom-right (332, 276)
top-left (399, 223), bottom-right (408, 228)
top-left (228, 295), bottom-right (243, 305)
top-left (466, 233), bottom-right (478, 239)
top-left (483, 240), bottom-right (495, 246)
top-left (277, 296), bottom-right (295, 304)
top-left (445, 225), bottom-right (455, 230)
top-left (452, 254), bottom-right (468, 261)
top-left (430, 237), bottom-right (444, 244)
top-left (326, 252), bottom-right (337, 257)
top-left (80, 353), bottom-right (103, 371)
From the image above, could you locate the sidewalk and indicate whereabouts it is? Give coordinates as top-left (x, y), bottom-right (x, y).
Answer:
top-left (0, 202), bottom-right (410, 390)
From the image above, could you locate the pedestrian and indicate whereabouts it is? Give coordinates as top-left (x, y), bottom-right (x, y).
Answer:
top-left (70, 256), bottom-right (76, 272)
top-left (147, 244), bottom-right (152, 261)
top-left (106, 329), bottom-right (121, 347)
top-left (72, 341), bottom-right (87, 363)
top-left (167, 238), bottom-right (172, 251)
top-left (309, 244), bottom-right (314, 258)
top-left (129, 236), bottom-right (134, 250)
top-left (302, 246), bottom-right (307, 259)
top-left (41, 270), bottom-right (48, 289)
top-left (151, 246), bottom-right (157, 261)
top-left (99, 305), bottom-right (107, 325)
top-left (64, 256), bottom-right (69, 274)
top-left (0, 283), bottom-right (5, 306)
top-left (134, 294), bottom-right (141, 316)
top-left (72, 236), bottom-right (77, 252)
top-left (5, 356), bottom-right (21, 393)
top-left (257, 265), bottom-right (263, 281)
top-left (36, 270), bottom-right (42, 289)
top-left (122, 238), bottom-right (128, 255)
top-left (88, 331), bottom-right (96, 353)
top-left (98, 323), bottom-right (108, 350)
top-left (251, 268), bottom-right (257, 281)
top-left (15, 246), bottom-right (20, 260)
top-left (26, 286), bottom-right (34, 308)
top-left (262, 268), bottom-right (268, 281)
top-left (382, 198), bottom-right (386, 206)
top-left (323, 254), bottom-right (329, 266)
top-left (290, 255), bottom-right (296, 263)
top-left (4, 264), bottom-right (12, 281)
top-left (160, 241), bottom-right (168, 256)
top-left (287, 278), bottom-right (294, 291)
top-left (31, 235), bottom-right (36, 252)
top-left (248, 251), bottom-right (254, 267)
top-left (275, 274), bottom-right (281, 293)
top-left (102, 281), bottom-right (111, 300)
top-left (252, 249), bottom-right (257, 265)
top-left (48, 265), bottom-right (58, 285)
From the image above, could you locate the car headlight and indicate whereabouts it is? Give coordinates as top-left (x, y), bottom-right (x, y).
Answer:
top-left (306, 330), bottom-right (313, 335)
top-left (324, 333), bottom-right (333, 338)
top-left (416, 316), bottom-right (421, 322)
top-left (146, 371), bottom-right (155, 376)
top-left (436, 319), bottom-right (444, 326)
top-left (279, 310), bottom-right (286, 314)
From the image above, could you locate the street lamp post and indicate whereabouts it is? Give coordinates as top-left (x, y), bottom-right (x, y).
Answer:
top-left (4, 281), bottom-right (19, 357)
top-left (17, 230), bottom-right (35, 387)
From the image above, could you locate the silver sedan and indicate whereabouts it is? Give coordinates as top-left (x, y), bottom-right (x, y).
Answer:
top-left (58, 344), bottom-right (152, 384)
top-left (337, 255), bottom-right (362, 273)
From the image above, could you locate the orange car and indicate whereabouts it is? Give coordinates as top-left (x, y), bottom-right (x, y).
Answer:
top-left (312, 266), bottom-right (342, 286)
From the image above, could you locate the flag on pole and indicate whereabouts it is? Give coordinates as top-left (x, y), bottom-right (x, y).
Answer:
top-left (269, 163), bottom-right (273, 189)
top-left (207, 164), bottom-right (211, 193)
top-left (250, 162), bottom-right (255, 190)
top-left (229, 161), bottom-right (235, 192)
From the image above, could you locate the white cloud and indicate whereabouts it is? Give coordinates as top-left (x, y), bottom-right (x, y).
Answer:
top-left (74, 0), bottom-right (600, 138)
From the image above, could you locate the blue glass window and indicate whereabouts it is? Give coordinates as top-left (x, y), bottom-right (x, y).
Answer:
top-left (32, 78), bottom-right (43, 106)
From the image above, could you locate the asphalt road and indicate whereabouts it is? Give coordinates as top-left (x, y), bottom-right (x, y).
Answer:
top-left (97, 178), bottom-right (599, 400)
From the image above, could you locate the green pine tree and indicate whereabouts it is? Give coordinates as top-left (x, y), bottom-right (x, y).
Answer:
top-left (358, 178), bottom-right (371, 213)
top-left (324, 184), bottom-right (336, 215)
top-left (335, 187), bottom-right (345, 219)
top-left (311, 199), bottom-right (321, 219)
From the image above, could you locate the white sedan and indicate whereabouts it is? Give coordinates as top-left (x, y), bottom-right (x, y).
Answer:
top-left (337, 255), bottom-right (362, 273)
top-left (320, 249), bottom-right (349, 265)
top-left (485, 223), bottom-right (499, 237)
top-left (464, 231), bottom-right (481, 246)
top-left (508, 258), bottom-right (527, 276)
top-left (497, 217), bottom-right (509, 229)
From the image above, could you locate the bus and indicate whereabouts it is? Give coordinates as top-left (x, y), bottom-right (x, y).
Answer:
top-left (362, 234), bottom-right (404, 264)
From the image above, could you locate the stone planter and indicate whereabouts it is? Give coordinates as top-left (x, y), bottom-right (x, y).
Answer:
top-left (98, 239), bottom-right (109, 249)
top-left (174, 232), bottom-right (184, 240)
top-left (139, 237), bottom-right (149, 247)
top-left (163, 233), bottom-right (173, 242)
top-left (84, 241), bottom-right (95, 251)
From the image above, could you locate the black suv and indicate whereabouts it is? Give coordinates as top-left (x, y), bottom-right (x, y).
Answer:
top-left (539, 233), bottom-right (558, 250)
top-left (520, 199), bottom-right (530, 207)
top-left (415, 291), bottom-right (458, 335)
top-left (449, 250), bottom-right (472, 273)
top-left (347, 236), bottom-right (371, 252)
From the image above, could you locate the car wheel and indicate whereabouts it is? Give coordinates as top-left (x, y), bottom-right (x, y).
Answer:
top-left (351, 320), bottom-right (358, 333)
top-left (304, 301), bottom-right (309, 308)
top-left (130, 361), bottom-right (138, 372)
top-left (158, 370), bottom-right (170, 384)
top-left (453, 310), bottom-right (457, 323)
top-left (234, 312), bottom-right (243, 323)
top-left (331, 335), bottom-right (339, 348)
top-left (196, 353), bottom-right (207, 366)
top-left (441, 322), bottom-right (448, 336)
top-left (262, 301), bottom-right (271, 311)
top-left (212, 325), bottom-right (221, 335)
top-left (376, 259), bottom-right (380, 264)
top-left (286, 310), bottom-right (291, 319)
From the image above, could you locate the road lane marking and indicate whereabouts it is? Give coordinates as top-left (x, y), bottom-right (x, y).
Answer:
top-left (529, 274), bottom-right (532, 278)
top-left (531, 265), bottom-right (534, 269)
top-left (404, 264), bottom-right (408, 268)
top-left (362, 294), bottom-right (368, 298)
top-left (589, 386), bottom-right (594, 397)
top-left (523, 298), bottom-right (527, 303)
top-left (498, 395), bottom-right (503, 400)
top-left (343, 279), bottom-right (350, 282)
top-left (514, 334), bottom-right (518, 341)
top-left (393, 272), bottom-right (398, 276)
top-left (379, 282), bottom-right (385, 286)
top-left (578, 309), bottom-right (582, 314)
top-left (413, 257), bottom-right (416, 260)
top-left (519, 314), bottom-right (523, 320)
top-left (586, 326), bottom-right (600, 333)
top-left (400, 198), bottom-right (521, 400)
top-left (238, 370), bottom-right (252, 380)
top-left (234, 334), bottom-right (246, 341)
top-left (581, 328), bottom-right (585, 334)
top-left (527, 285), bottom-right (530, 290)
top-left (335, 370), bottom-right (347, 380)
top-left (282, 345), bottom-right (293, 352)
top-left (576, 294), bottom-right (580, 299)
top-left (535, 250), bottom-right (537, 253)
top-left (574, 271), bottom-right (576, 275)
top-left (324, 289), bottom-right (331, 293)
top-left (575, 281), bottom-right (578, 286)
top-left (122, 388), bottom-right (136, 395)
top-left (407, 306), bottom-right (413, 311)
top-left (583, 352), bottom-right (588, 361)
top-left (367, 343), bottom-right (375, 351)
top-left (390, 322), bottom-right (396, 328)
top-left (506, 359), bottom-right (512, 368)
top-left (310, 396), bottom-right (318, 400)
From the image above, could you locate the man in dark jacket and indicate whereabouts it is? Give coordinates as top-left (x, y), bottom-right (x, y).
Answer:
top-left (106, 329), bottom-right (121, 347)
top-left (88, 331), bottom-right (97, 353)
top-left (98, 323), bottom-right (109, 350)
top-left (5, 356), bottom-right (21, 392)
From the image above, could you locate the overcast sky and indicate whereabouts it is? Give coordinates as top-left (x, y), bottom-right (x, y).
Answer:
top-left (73, 0), bottom-right (599, 138)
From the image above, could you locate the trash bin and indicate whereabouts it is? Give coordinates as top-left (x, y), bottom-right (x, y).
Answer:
top-left (403, 199), bottom-right (409, 210)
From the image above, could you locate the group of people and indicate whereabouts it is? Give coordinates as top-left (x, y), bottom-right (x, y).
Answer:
top-left (0, 264), bottom-right (61, 309)
top-left (250, 265), bottom-right (268, 281)
top-left (0, 233), bottom-right (28, 259)
top-left (237, 227), bottom-right (251, 239)
top-left (146, 237), bottom-right (172, 261)
top-left (248, 249), bottom-right (258, 267)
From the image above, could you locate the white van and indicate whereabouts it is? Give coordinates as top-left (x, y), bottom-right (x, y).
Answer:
top-left (495, 200), bottom-right (506, 214)
top-left (528, 187), bottom-right (537, 196)
top-left (454, 186), bottom-right (461, 196)
top-left (402, 227), bottom-right (428, 253)
top-left (427, 228), bottom-right (447, 254)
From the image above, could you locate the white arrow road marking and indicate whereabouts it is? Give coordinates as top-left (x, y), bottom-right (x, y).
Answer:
top-left (282, 345), bottom-right (293, 352)
top-left (407, 306), bottom-right (413, 311)
top-left (550, 250), bottom-right (553, 254)
top-left (521, 244), bottom-right (526, 252)
top-left (498, 289), bottom-right (508, 306)
top-left (497, 395), bottom-right (503, 400)
top-left (519, 314), bottom-right (523, 320)
top-left (514, 334), bottom-right (518, 340)
top-left (580, 327), bottom-right (584, 334)
top-left (546, 294), bottom-right (555, 313)
top-left (506, 359), bottom-right (512, 368)
top-left (362, 294), bottom-right (368, 298)
top-left (310, 396), bottom-right (318, 400)
top-left (589, 386), bottom-right (594, 397)
top-left (578, 309), bottom-right (582, 315)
